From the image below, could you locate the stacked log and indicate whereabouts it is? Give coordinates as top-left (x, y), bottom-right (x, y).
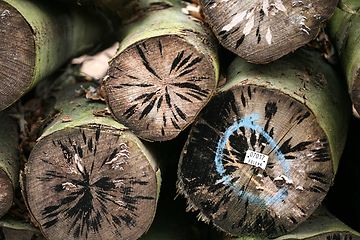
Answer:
top-left (0, 0), bottom-right (111, 111)
top-left (177, 47), bottom-right (351, 238)
top-left (101, 0), bottom-right (219, 141)
top-left (0, 111), bottom-right (19, 218)
top-left (197, 0), bottom-right (338, 63)
top-left (23, 81), bottom-right (161, 240)
top-left (0, 0), bottom-right (359, 239)
top-left (326, 0), bottom-right (360, 115)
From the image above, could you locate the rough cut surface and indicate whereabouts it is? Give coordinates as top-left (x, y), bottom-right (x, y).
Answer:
top-left (25, 124), bottom-right (159, 240)
top-left (178, 85), bottom-right (334, 238)
top-left (199, 0), bottom-right (338, 63)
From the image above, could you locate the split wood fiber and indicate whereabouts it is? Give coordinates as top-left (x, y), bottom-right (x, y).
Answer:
top-left (102, 0), bottom-right (219, 141)
top-left (0, 214), bottom-right (46, 239)
top-left (0, 111), bottom-right (19, 218)
top-left (219, 205), bottom-right (360, 240)
top-left (24, 82), bottom-right (161, 240)
top-left (177, 47), bottom-right (351, 238)
top-left (327, 0), bottom-right (360, 115)
top-left (0, 0), bottom-right (110, 111)
top-left (198, 0), bottom-right (338, 63)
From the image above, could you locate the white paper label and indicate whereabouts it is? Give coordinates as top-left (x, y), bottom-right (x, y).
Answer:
top-left (244, 150), bottom-right (269, 170)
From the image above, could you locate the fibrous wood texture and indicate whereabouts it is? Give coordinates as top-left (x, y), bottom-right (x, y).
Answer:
top-left (0, 0), bottom-right (110, 111)
top-left (24, 82), bottom-right (161, 240)
top-left (0, 111), bottom-right (19, 218)
top-left (327, 0), bottom-right (360, 115)
top-left (102, 0), bottom-right (219, 141)
top-left (198, 0), bottom-right (338, 63)
top-left (177, 47), bottom-right (351, 238)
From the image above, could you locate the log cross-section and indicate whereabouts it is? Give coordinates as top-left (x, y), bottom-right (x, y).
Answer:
top-left (199, 0), bottom-right (338, 63)
top-left (25, 82), bottom-right (160, 240)
top-left (177, 48), bottom-right (351, 238)
top-left (102, 2), bottom-right (219, 142)
top-left (105, 36), bottom-right (216, 141)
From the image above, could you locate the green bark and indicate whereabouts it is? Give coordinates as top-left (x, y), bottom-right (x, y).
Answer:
top-left (102, 0), bottom-right (219, 141)
top-left (24, 81), bottom-right (161, 240)
top-left (0, 0), bottom-right (111, 111)
top-left (327, 0), bottom-right (360, 115)
top-left (0, 214), bottom-right (46, 239)
top-left (177, 46), bottom-right (351, 238)
top-left (0, 111), bottom-right (19, 218)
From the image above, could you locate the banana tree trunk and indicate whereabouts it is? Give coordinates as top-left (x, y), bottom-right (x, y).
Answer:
top-left (0, 111), bottom-right (19, 218)
top-left (177, 46), bottom-right (351, 238)
top-left (198, 0), bottom-right (338, 63)
top-left (326, 0), bottom-right (360, 115)
top-left (101, 0), bottom-right (219, 141)
top-left (24, 81), bottom-right (161, 240)
top-left (0, 0), bottom-right (110, 111)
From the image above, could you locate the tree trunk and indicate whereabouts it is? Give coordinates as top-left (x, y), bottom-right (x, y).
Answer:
top-left (0, 111), bottom-right (19, 218)
top-left (326, 0), bottom-right (360, 115)
top-left (0, 0), bottom-right (111, 111)
top-left (101, 0), bottom-right (219, 141)
top-left (177, 47), bottom-right (351, 238)
top-left (24, 81), bottom-right (161, 240)
top-left (0, 214), bottom-right (46, 240)
top-left (198, 0), bottom-right (338, 63)
top-left (217, 205), bottom-right (360, 240)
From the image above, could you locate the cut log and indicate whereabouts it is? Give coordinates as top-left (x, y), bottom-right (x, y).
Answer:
top-left (101, 0), bottom-right (219, 141)
top-left (326, 0), bottom-right (360, 115)
top-left (198, 0), bottom-right (338, 63)
top-left (0, 0), bottom-right (111, 111)
top-left (24, 81), bottom-right (161, 240)
top-left (0, 111), bottom-right (19, 218)
top-left (0, 214), bottom-right (46, 240)
top-left (177, 47), bottom-right (351, 238)
top-left (217, 205), bottom-right (360, 240)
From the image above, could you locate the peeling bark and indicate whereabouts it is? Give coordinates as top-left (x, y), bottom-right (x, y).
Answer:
top-left (24, 82), bottom-right (161, 240)
top-left (102, 0), bottom-right (219, 141)
top-left (177, 47), bottom-right (351, 238)
top-left (0, 0), bottom-right (110, 111)
top-left (198, 0), bottom-right (338, 63)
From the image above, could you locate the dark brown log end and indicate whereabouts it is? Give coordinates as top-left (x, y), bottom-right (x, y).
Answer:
top-left (103, 35), bottom-right (217, 141)
top-left (177, 85), bottom-right (333, 238)
top-left (0, 170), bottom-right (13, 218)
top-left (0, 1), bottom-right (35, 110)
top-left (199, 0), bottom-right (338, 63)
top-left (25, 124), bottom-right (159, 240)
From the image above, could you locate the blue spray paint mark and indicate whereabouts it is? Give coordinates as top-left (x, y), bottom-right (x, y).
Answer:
top-left (214, 113), bottom-right (291, 206)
